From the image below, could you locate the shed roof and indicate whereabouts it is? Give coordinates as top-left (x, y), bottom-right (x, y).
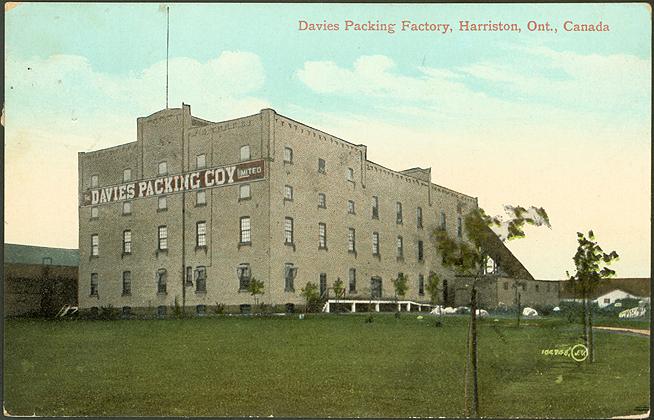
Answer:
top-left (3, 244), bottom-right (79, 267)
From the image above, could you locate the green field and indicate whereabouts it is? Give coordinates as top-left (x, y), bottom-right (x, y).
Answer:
top-left (3, 314), bottom-right (650, 417)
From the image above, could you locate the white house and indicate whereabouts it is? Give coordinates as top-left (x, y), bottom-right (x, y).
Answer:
top-left (593, 289), bottom-right (644, 308)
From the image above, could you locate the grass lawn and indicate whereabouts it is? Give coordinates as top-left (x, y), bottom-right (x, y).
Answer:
top-left (3, 314), bottom-right (650, 417)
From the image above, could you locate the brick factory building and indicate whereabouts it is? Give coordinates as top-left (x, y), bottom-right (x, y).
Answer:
top-left (78, 105), bottom-right (558, 315)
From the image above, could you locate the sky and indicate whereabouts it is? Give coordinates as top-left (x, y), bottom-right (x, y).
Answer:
top-left (4, 3), bottom-right (651, 280)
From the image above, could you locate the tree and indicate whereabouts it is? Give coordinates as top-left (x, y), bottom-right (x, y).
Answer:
top-left (333, 278), bottom-right (345, 300)
top-left (300, 281), bottom-right (320, 313)
top-left (247, 276), bottom-right (265, 311)
top-left (511, 279), bottom-right (527, 327)
top-left (392, 273), bottom-right (409, 300)
top-left (425, 272), bottom-right (441, 305)
top-left (433, 205), bottom-right (550, 417)
top-left (566, 230), bottom-right (618, 363)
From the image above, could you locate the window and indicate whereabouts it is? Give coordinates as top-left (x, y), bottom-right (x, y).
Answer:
top-left (122, 271), bottom-right (131, 295)
top-left (91, 206), bottom-right (98, 219)
top-left (347, 200), bottom-right (355, 214)
top-left (604, 298), bottom-right (610, 304)
top-left (522, 284), bottom-right (527, 291)
top-left (123, 230), bottom-right (132, 254)
top-left (158, 196), bottom-right (167, 211)
top-left (237, 263), bottom-right (251, 290)
top-left (318, 158), bottom-right (326, 174)
top-left (91, 234), bottom-right (99, 256)
top-left (349, 268), bottom-right (357, 293)
top-left (396, 202), bottom-right (403, 224)
top-left (535, 284), bottom-right (540, 292)
top-left (284, 147), bottom-right (293, 163)
top-left (90, 175), bottom-right (99, 188)
top-left (42, 257), bottom-right (52, 265)
top-left (319, 273), bottom-right (327, 296)
top-left (158, 226), bottom-right (168, 250)
top-left (457, 217), bottom-right (463, 238)
top-left (196, 190), bottom-right (206, 206)
top-left (239, 184), bottom-right (251, 200)
top-left (195, 266), bottom-right (207, 293)
top-left (417, 240), bottom-right (424, 262)
top-left (417, 207), bottom-right (423, 228)
top-left (284, 185), bottom-right (293, 201)
top-left (284, 217), bottom-right (294, 244)
top-left (186, 266), bottom-right (193, 286)
top-left (503, 282), bottom-right (509, 290)
top-left (157, 269), bottom-right (167, 294)
top-left (196, 305), bottom-right (206, 315)
top-left (318, 223), bottom-right (327, 249)
top-left (346, 167), bottom-right (354, 182)
top-left (158, 161), bottom-right (167, 175)
top-left (240, 145), bottom-right (251, 161)
top-left (196, 154), bottom-right (206, 169)
top-left (372, 232), bottom-right (380, 255)
top-left (123, 168), bottom-right (132, 182)
top-left (284, 263), bottom-right (297, 292)
top-left (418, 274), bottom-right (425, 296)
top-left (348, 228), bottom-right (356, 252)
top-left (372, 196), bottom-right (379, 219)
top-left (440, 211), bottom-right (446, 230)
top-left (240, 217), bottom-right (251, 244)
top-left (122, 201), bottom-right (132, 215)
top-left (396, 236), bottom-right (404, 258)
top-left (197, 222), bottom-right (207, 247)
top-left (318, 193), bottom-right (326, 208)
top-left (90, 273), bottom-right (98, 296)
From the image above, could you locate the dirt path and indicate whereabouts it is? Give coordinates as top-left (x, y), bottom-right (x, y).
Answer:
top-left (594, 326), bottom-right (650, 336)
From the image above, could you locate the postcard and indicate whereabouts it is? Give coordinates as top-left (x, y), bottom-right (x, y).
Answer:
top-left (3, 2), bottom-right (650, 418)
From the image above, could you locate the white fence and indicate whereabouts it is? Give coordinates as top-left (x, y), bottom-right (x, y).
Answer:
top-left (321, 299), bottom-right (435, 313)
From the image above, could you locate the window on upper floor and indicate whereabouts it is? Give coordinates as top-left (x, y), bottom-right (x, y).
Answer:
top-left (196, 154), bottom-right (206, 169)
top-left (372, 196), bottom-right (379, 219)
top-left (346, 167), bottom-right (354, 182)
top-left (239, 184), bottom-right (251, 200)
top-left (123, 168), bottom-right (132, 182)
top-left (457, 217), bottom-right (463, 238)
top-left (417, 240), bottom-right (424, 262)
top-left (318, 158), bottom-right (326, 174)
top-left (396, 236), bottom-right (404, 258)
top-left (91, 206), bottom-right (99, 219)
top-left (348, 228), bottom-right (356, 252)
top-left (318, 193), bottom-right (326, 209)
top-left (123, 230), bottom-right (132, 254)
top-left (91, 234), bottom-right (99, 256)
top-left (284, 185), bottom-right (294, 201)
top-left (122, 201), bottom-right (132, 215)
top-left (158, 161), bottom-right (167, 175)
top-left (240, 217), bottom-right (251, 244)
top-left (90, 175), bottom-right (99, 188)
top-left (197, 190), bottom-right (206, 206)
top-left (318, 223), bottom-right (327, 249)
top-left (440, 211), bottom-right (447, 230)
top-left (158, 196), bottom-right (167, 211)
top-left (284, 218), bottom-right (294, 244)
top-left (372, 232), bottom-right (380, 256)
top-left (284, 147), bottom-right (293, 163)
top-left (347, 200), bottom-right (355, 215)
top-left (197, 221), bottom-right (207, 247)
top-left (240, 145), bottom-right (251, 162)
top-left (416, 207), bottom-right (423, 229)
top-left (396, 202), bottom-right (403, 224)
top-left (158, 226), bottom-right (168, 250)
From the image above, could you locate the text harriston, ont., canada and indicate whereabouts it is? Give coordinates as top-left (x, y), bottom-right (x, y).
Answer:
top-left (81, 159), bottom-right (265, 207)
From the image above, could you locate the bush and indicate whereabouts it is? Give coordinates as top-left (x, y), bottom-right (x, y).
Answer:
top-left (213, 303), bottom-right (225, 315)
top-left (99, 305), bottom-right (118, 320)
